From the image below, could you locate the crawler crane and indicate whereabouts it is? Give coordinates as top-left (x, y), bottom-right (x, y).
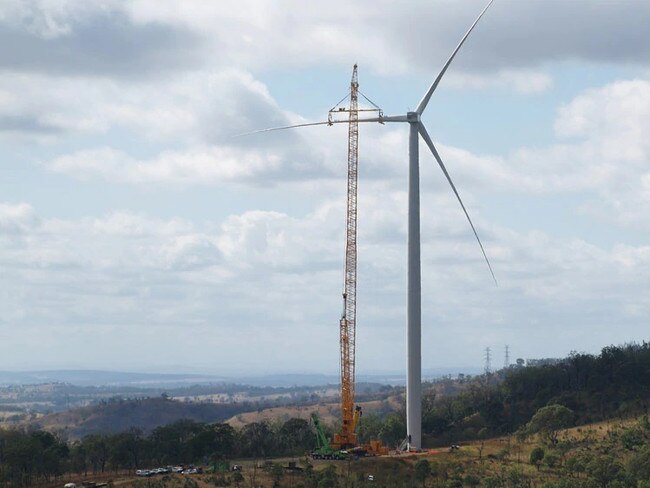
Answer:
top-left (311, 65), bottom-right (387, 458)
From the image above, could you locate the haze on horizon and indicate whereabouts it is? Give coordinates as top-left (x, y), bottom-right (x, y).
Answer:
top-left (1, 0), bottom-right (649, 375)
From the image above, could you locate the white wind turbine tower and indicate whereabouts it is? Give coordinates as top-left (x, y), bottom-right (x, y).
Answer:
top-left (241, 0), bottom-right (496, 450)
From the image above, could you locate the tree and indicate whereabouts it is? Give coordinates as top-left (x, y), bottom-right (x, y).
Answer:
top-left (379, 412), bottom-right (406, 447)
top-left (626, 446), bottom-right (650, 481)
top-left (506, 466), bottom-right (527, 487)
top-left (586, 455), bottom-right (622, 487)
top-left (530, 446), bottom-right (545, 471)
top-left (483, 476), bottom-right (503, 488)
top-left (185, 423), bottom-right (235, 462)
top-left (110, 428), bottom-right (144, 469)
top-left (544, 451), bottom-right (560, 469)
top-left (477, 428), bottom-right (488, 460)
top-left (149, 420), bottom-right (203, 464)
top-left (82, 434), bottom-right (109, 473)
top-left (565, 455), bottom-right (586, 479)
top-left (414, 459), bottom-right (431, 488)
top-left (356, 413), bottom-right (383, 443)
top-left (525, 405), bottom-right (574, 445)
top-left (69, 442), bottom-right (88, 475)
top-left (619, 426), bottom-right (644, 450)
top-left (279, 418), bottom-right (312, 455)
top-left (212, 423), bottom-right (236, 458)
top-left (238, 422), bottom-right (274, 458)
top-left (31, 431), bottom-right (68, 481)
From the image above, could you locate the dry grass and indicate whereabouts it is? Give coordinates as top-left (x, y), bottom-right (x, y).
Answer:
top-left (226, 396), bottom-right (401, 428)
top-left (55, 418), bottom-right (642, 488)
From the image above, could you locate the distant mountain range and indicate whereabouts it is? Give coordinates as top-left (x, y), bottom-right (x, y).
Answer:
top-left (0, 370), bottom-right (226, 388)
top-left (0, 367), bottom-right (480, 388)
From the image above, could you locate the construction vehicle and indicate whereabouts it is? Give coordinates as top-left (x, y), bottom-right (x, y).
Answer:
top-left (310, 413), bottom-right (348, 460)
top-left (310, 65), bottom-right (388, 459)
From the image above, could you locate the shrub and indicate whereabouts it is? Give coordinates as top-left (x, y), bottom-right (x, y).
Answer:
top-left (530, 446), bottom-right (545, 470)
top-left (544, 451), bottom-right (560, 469)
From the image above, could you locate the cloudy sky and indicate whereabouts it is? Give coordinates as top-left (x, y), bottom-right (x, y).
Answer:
top-left (1, 0), bottom-right (650, 376)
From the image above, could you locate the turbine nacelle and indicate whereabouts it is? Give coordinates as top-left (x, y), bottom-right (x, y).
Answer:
top-left (406, 112), bottom-right (421, 123)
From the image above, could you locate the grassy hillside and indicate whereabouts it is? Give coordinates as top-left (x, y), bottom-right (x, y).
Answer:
top-left (226, 395), bottom-right (402, 428)
top-left (68, 416), bottom-right (650, 487)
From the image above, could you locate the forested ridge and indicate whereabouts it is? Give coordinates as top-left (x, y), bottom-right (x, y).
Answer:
top-left (411, 342), bottom-right (650, 446)
top-left (32, 396), bottom-right (250, 440)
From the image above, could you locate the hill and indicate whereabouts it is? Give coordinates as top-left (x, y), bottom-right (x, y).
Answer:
top-left (32, 396), bottom-right (251, 439)
top-left (226, 395), bottom-right (403, 428)
top-left (21, 416), bottom-right (650, 488)
top-left (407, 342), bottom-right (650, 447)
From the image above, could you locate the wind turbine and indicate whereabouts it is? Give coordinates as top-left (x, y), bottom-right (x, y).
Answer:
top-left (241, 0), bottom-right (496, 450)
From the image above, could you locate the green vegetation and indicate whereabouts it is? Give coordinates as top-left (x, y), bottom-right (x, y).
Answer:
top-left (407, 342), bottom-right (650, 446)
top-left (3, 342), bottom-right (650, 486)
top-left (8, 414), bottom-right (650, 486)
top-left (0, 417), bottom-right (313, 486)
top-left (520, 404), bottom-right (574, 445)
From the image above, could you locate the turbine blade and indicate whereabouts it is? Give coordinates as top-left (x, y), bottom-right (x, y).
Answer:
top-left (416, 0), bottom-right (494, 115)
top-left (232, 121), bottom-right (331, 138)
top-left (418, 123), bottom-right (497, 285)
top-left (234, 115), bottom-right (407, 137)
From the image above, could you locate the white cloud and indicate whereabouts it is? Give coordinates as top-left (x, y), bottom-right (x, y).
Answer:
top-left (4, 1), bottom-right (650, 372)
top-left (118, 0), bottom-right (650, 74)
top-left (45, 142), bottom-right (336, 186)
top-left (411, 78), bottom-right (650, 230)
top-left (555, 79), bottom-right (650, 160)
top-left (33, 73), bottom-right (650, 233)
top-left (445, 69), bottom-right (554, 95)
top-left (8, 0), bottom-right (650, 94)
top-left (0, 69), bottom-right (288, 142)
top-left (0, 202), bottom-right (38, 236)
top-left (1, 196), bottom-right (649, 370)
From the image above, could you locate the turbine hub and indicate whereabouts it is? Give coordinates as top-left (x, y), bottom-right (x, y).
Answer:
top-left (407, 112), bottom-right (420, 123)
